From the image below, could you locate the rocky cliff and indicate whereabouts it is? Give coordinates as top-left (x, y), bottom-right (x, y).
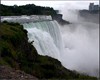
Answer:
top-left (52, 14), bottom-right (70, 25)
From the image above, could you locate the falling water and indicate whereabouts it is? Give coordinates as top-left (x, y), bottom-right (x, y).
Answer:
top-left (23, 20), bottom-right (64, 60)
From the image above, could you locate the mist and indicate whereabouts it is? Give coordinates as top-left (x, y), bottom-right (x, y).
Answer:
top-left (59, 6), bottom-right (99, 77)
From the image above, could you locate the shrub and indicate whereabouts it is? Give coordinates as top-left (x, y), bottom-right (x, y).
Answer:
top-left (1, 46), bottom-right (12, 58)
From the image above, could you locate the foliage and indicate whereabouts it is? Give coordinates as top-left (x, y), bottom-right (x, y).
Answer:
top-left (0, 4), bottom-right (57, 16)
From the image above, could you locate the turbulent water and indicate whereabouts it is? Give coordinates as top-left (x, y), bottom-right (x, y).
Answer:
top-left (60, 9), bottom-right (99, 77)
top-left (61, 22), bottom-right (99, 77)
top-left (23, 20), bottom-right (63, 60)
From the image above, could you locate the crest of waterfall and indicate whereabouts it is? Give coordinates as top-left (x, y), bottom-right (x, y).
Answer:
top-left (23, 20), bottom-right (64, 60)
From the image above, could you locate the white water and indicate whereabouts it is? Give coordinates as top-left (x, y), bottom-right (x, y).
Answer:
top-left (1, 15), bottom-right (52, 23)
top-left (61, 22), bottom-right (99, 77)
top-left (23, 20), bottom-right (63, 60)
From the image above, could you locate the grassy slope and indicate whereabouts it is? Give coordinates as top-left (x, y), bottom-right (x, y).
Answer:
top-left (0, 22), bottom-right (97, 79)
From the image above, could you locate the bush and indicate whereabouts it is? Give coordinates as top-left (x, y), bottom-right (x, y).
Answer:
top-left (1, 47), bottom-right (12, 57)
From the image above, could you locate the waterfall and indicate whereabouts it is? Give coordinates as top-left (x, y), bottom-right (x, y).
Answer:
top-left (23, 20), bottom-right (63, 60)
top-left (1, 15), bottom-right (63, 60)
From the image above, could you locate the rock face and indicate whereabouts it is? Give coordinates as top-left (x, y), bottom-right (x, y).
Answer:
top-left (0, 66), bottom-right (38, 80)
top-left (52, 14), bottom-right (70, 25)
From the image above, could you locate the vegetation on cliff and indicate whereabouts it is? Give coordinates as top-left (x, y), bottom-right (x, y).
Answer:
top-left (0, 22), bottom-right (97, 79)
top-left (0, 4), bottom-right (57, 16)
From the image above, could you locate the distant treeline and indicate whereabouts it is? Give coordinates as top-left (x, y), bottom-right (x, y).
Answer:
top-left (0, 4), bottom-right (58, 16)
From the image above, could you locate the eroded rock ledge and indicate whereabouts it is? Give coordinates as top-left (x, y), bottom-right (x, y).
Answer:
top-left (0, 66), bottom-right (38, 80)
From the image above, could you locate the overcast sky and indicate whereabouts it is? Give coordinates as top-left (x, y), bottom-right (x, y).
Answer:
top-left (1, 0), bottom-right (99, 10)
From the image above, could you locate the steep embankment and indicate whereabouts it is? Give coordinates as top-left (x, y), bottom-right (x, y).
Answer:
top-left (0, 22), bottom-right (97, 79)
